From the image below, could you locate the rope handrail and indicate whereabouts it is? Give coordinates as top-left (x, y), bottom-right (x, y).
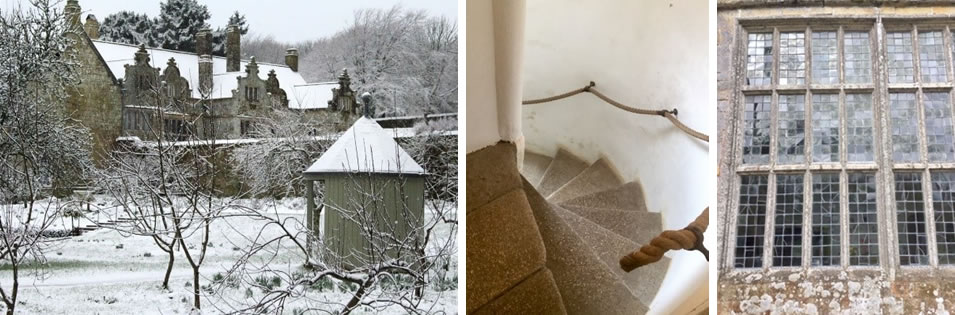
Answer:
top-left (522, 82), bottom-right (709, 142)
top-left (619, 207), bottom-right (709, 272)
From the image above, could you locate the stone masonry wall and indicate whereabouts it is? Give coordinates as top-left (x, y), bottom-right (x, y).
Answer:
top-left (66, 33), bottom-right (123, 163)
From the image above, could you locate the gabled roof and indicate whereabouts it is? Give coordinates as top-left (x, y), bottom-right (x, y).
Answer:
top-left (304, 117), bottom-right (425, 175)
top-left (91, 40), bottom-right (333, 109)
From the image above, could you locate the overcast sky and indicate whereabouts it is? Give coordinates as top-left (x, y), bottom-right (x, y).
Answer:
top-left (0, 0), bottom-right (457, 43)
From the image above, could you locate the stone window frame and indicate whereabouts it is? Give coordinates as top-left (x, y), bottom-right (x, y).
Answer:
top-left (726, 18), bottom-right (955, 274)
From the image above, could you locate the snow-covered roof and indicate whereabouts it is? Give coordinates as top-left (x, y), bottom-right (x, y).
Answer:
top-left (91, 40), bottom-right (333, 109)
top-left (289, 82), bottom-right (337, 109)
top-left (304, 117), bottom-right (425, 175)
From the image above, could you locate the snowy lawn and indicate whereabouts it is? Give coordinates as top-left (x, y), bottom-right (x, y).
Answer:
top-left (0, 198), bottom-right (457, 314)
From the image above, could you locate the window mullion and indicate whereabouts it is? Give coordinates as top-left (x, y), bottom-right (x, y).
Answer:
top-left (838, 26), bottom-right (845, 84)
top-left (874, 19), bottom-right (899, 272)
top-left (945, 25), bottom-right (955, 84)
top-left (806, 26), bottom-right (814, 87)
top-left (764, 172), bottom-right (778, 271)
top-left (803, 170), bottom-right (813, 269)
top-left (924, 168), bottom-right (940, 267)
top-left (913, 26), bottom-right (922, 87)
top-left (840, 170), bottom-right (850, 268)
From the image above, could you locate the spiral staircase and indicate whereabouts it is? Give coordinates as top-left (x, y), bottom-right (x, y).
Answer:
top-left (466, 142), bottom-right (669, 314)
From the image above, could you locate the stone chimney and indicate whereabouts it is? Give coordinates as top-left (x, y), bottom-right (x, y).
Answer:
top-left (285, 48), bottom-right (299, 72)
top-left (226, 25), bottom-right (240, 72)
top-left (196, 28), bottom-right (212, 57)
top-left (65, 0), bottom-right (81, 27)
top-left (199, 54), bottom-right (213, 96)
top-left (84, 15), bottom-right (100, 39)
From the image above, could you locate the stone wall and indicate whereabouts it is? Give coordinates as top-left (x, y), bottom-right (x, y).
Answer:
top-left (718, 3), bottom-right (955, 314)
top-left (66, 32), bottom-right (123, 163)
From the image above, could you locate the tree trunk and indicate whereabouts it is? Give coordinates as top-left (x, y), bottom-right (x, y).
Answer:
top-left (342, 280), bottom-right (369, 315)
top-left (162, 249), bottom-right (174, 290)
top-left (192, 266), bottom-right (200, 309)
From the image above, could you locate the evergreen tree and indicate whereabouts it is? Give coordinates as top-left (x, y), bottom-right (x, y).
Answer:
top-left (212, 11), bottom-right (249, 56)
top-left (99, 11), bottom-right (157, 46)
top-left (155, 0), bottom-right (211, 52)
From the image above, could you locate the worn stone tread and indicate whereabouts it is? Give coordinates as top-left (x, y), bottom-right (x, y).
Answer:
top-left (466, 189), bottom-right (547, 313)
top-left (466, 142), bottom-right (521, 215)
top-left (472, 268), bottom-right (567, 315)
top-left (562, 181), bottom-right (649, 213)
top-left (547, 158), bottom-right (624, 204)
top-left (522, 176), bottom-right (648, 315)
top-left (536, 148), bottom-right (588, 197)
top-left (521, 150), bottom-right (553, 187)
top-left (553, 205), bottom-right (670, 307)
top-left (561, 205), bottom-right (662, 244)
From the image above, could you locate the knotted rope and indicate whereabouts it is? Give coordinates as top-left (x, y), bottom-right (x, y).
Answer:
top-left (522, 82), bottom-right (709, 143)
top-left (619, 207), bottom-right (709, 272)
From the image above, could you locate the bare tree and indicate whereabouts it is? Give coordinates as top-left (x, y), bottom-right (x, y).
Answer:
top-left (211, 139), bottom-right (457, 314)
top-left (0, 1), bottom-right (93, 313)
top-left (230, 110), bottom-right (338, 199)
top-left (301, 6), bottom-right (458, 117)
top-left (92, 72), bottom-right (235, 310)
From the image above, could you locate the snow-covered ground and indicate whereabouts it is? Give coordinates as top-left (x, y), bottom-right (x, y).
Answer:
top-left (0, 197), bottom-right (457, 314)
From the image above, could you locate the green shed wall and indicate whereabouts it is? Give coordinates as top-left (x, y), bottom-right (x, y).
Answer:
top-left (317, 174), bottom-right (425, 269)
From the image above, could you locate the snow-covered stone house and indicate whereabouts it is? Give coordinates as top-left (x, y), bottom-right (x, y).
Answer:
top-left (62, 0), bottom-right (359, 160)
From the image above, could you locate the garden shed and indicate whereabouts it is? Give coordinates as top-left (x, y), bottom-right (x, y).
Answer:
top-left (303, 117), bottom-right (427, 268)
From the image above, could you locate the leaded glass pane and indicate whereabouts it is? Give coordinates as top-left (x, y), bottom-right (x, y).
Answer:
top-left (812, 173), bottom-right (840, 266)
top-left (778, 94), bottom-right (806, 164)
top-left (736, 175), bottom-right (769, 268)
top-left (846, 94), bottom-right (874, 162)
top-left (774, 174), bottom-right (804, 267)
top-left (812, 94), bottom-right (839, 162)
top-left (895, 172), bottom-right (929, 266)
top-left (924, 92), bottom-right (955, 162)
top-left (743, 95), bottom-right (772, 164)
top-left (779, 32), bottom-right (806, 86)
top-left (746, 33), bottom-right (773, 86)
top-left (887, 32), bottom-right (915, 84)
top-left (812, 31), bottom-right (838, 84)
top-left (844, 32), bottom-right (871, 84)
top-left (918, 31), bottom-right (947, 83)
top-left (889, 93), bottom-right (920, 162)
top-left (848, 173), bottom-right (879, 266)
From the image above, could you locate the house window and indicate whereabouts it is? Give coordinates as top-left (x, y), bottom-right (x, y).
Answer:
top-left (123, 109), bottom-right (151, 132)
top-left (732, 23), bottom-right (955, 270)
top-left (163, 118), bottom-right (188, 141)
top-left (245, 86), bottom-right (259, 102)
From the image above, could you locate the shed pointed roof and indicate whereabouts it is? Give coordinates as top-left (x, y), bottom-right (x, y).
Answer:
top-left (305, 117), bottom-right (425, 175)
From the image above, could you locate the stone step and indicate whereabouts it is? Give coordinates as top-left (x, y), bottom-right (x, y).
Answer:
top-left (521, 150), bottom-right (553, 187)
top-left (547, 158), bottom-right (624, 204)
top-left (522, 176), bottom-right (647, 314)
top-left (562, 181), bottom-right (649, 213)
top-left (472, 268), bottom-right (566, 315)
top-left (466, 142), bottom-right (522, 215)
top-left (536, 148), bottom-right (588, 197)
top-left (561, 206), bottom-right (662, 244)
top-left (466, 189), bottom-right (549, 314)
top-left (553, 205), bottom-right (669, 307)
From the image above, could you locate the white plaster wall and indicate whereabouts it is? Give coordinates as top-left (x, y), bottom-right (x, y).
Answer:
top-left (521, 0), bottom-right (712, 313)
top-left (465, 0), bottom-right (501, 153)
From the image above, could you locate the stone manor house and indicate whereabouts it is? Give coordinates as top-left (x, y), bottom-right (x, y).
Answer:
top-left (63, 0), bottom-right (361, 159)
